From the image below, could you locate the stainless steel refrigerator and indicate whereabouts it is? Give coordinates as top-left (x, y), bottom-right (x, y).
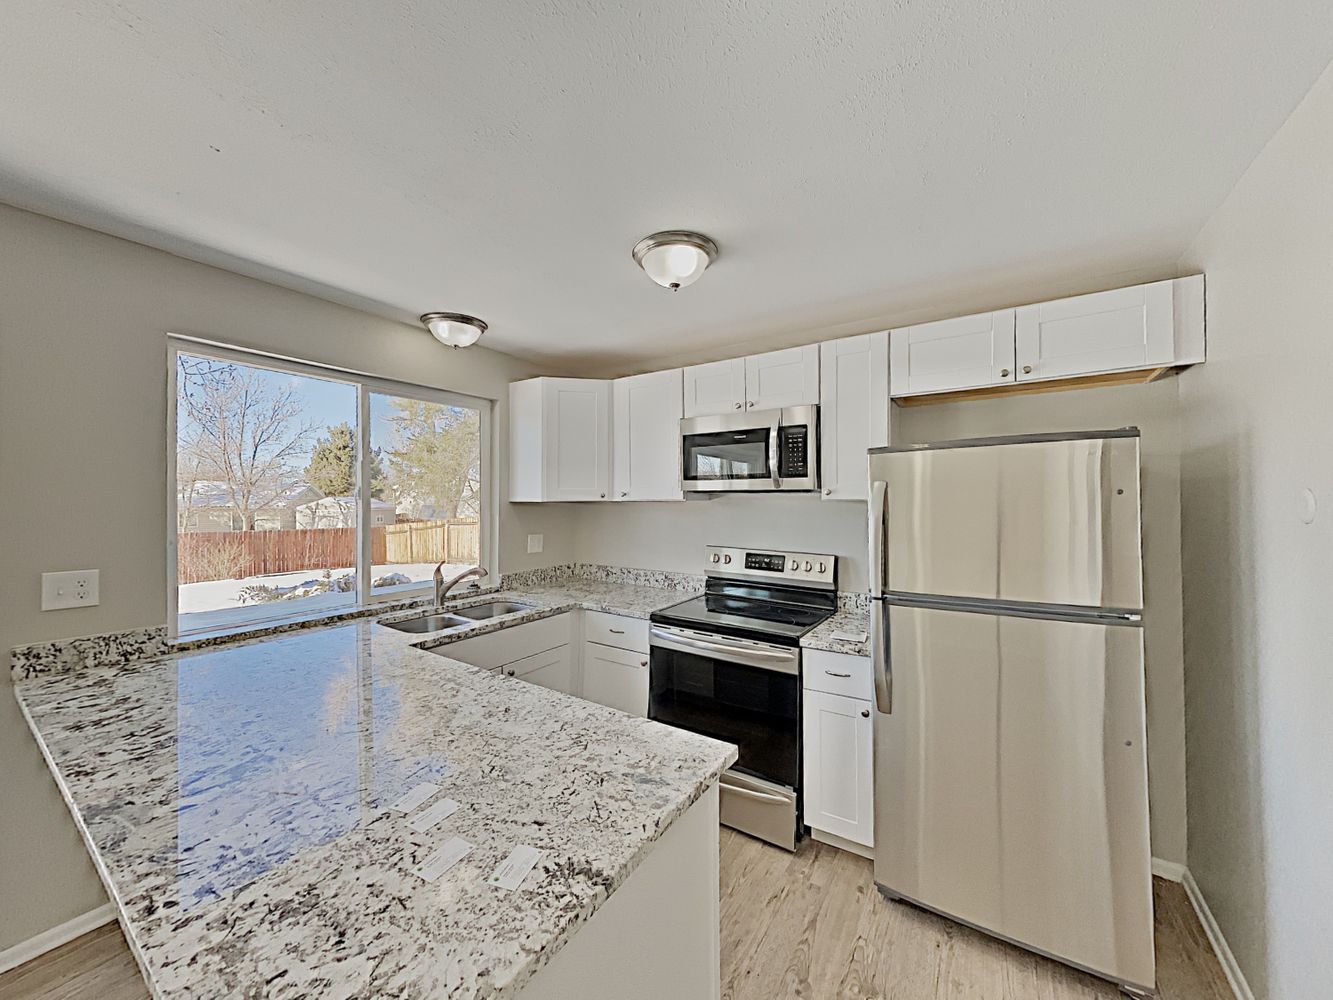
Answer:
top-left (868, 429), bottom-right (1155, 996)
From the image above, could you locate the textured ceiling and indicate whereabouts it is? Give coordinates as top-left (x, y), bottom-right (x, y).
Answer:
top-left (3, 1), bottom-right (1332, 372)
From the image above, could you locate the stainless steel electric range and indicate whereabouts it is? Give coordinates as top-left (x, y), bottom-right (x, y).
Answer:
top-left (648, 545), bottom-right (838, 850)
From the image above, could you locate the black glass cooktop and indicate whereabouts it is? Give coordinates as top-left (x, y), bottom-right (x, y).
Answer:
top-left (651, 592), bottom-right (835, 646)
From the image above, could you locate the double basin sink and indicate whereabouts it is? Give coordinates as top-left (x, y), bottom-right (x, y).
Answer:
top-left (381, 600), bottom-right (534, 635)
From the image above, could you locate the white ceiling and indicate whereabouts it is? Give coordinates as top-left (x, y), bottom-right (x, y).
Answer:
top-left (4, 2), bottom-right (1332, 372)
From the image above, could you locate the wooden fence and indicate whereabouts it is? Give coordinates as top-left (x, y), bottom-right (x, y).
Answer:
top-left (177, 519), bottom-right (480, 584)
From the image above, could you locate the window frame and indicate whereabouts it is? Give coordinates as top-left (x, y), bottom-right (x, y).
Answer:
top-left (166, 336), bottom-right (496, 639)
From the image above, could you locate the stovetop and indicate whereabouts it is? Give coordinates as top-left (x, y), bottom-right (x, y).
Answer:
top-left (651, 589), bottom-right (837, 647)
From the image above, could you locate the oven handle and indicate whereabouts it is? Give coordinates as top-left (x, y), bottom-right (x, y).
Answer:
top-left (723, 783), bottom-right (791, 805)
top-left (649, 626), bottom-right (799, 675)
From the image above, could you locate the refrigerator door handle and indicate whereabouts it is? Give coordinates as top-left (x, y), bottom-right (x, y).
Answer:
top-left (869, 480), bottom-right (887, 598)
top-left (869, 479), bottom-right (892, 713)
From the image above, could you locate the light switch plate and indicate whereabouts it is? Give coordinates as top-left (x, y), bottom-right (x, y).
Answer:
top-left (526, 534), bottom-right (544, 554)
top-left (42, 569), bottom-right (100, 610)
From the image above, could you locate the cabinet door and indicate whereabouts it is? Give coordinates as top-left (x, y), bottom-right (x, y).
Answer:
top-left (543, 379), bottom-right (611, 501)
top-left (744, 345), bottom-right (820, 411)
top-left (819, 333), bottom-right (889, 501)
top-left (582, 640), bottom-right (649, 716)
top-left (507, 644), bottom-right (574, 695)
top-left (612, 369), bottom-right (683, 501)
top-left (1014, 279), bottom-right (1176, 382)
top-left (682, 358), bottom-right (746, 417)
top-left (802, 689), bottom-right (874, 847)
top-left (889, 310), bottom-right (1016, 397)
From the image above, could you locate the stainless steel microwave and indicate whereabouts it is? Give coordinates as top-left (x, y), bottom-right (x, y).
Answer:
top-left (680, 405), bottom-right (819, 492)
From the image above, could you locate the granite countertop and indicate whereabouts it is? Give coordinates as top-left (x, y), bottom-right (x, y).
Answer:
top-left (801, 604), bottom-right (873, 657)
top-left (14, 599), bottom-right (736, 999)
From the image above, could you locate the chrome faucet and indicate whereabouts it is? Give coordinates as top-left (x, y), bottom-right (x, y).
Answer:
top-left (434, 564), bottom-right (488, 606)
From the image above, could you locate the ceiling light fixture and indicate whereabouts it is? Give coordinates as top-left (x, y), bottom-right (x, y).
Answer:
top-left (420, 312), bottom-right (487, 348)
top-left (632, 230), bottom-right (718, 290)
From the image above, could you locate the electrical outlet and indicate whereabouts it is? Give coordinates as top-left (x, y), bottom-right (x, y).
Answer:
top-left (41, 569), bottom-right (100, 610)
top-left (526, 534), bottom-right (544, 554)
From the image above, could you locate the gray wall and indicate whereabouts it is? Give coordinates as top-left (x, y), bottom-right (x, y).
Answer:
top-left (0, 204), bottom-right (578, 952)
top-left (1176, 61), bottom-right (1333, 1000)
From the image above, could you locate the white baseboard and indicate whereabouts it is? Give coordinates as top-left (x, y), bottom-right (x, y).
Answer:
top-left (0, 903), bottom-right (117, 975)
top-left (1181, 868), bottom-right (1255, 1000)
top-left (1151, 856), bottom-right (1187, 882)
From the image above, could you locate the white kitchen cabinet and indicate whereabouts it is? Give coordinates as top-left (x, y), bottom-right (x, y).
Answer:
top-left (682, 358), bottom-right (746, 417)
top-left (509, 378), bottom-right (612, 501)
top-left (612, 369), bottom-right (683, 501)
top-left (1014, 275), bottom-right (1204, 383)
top-left (744, 345), bottom-right (821, 411)
top-left (504, 644), bottom-right (575, 695)
top-left (802, 688), bottom-right (874, 850)
top-left (819, 333), bottom-right (889, 501)
top-left (889, 309), bottom-right (1017, 397)
top-left (582, 640), bottom-right (649, 717)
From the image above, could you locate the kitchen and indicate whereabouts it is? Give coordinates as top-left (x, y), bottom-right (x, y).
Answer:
top-left (2, 6), bottom-right (1332, 1000)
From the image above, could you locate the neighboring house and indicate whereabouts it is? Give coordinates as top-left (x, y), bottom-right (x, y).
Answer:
top-left (295, 495), bottom-right (397, 529)
top-left (178, 481), bottom-right (324, 532)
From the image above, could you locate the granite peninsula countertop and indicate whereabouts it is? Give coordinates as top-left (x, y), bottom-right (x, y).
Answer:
top-left (14, 602), bottom-right (736, 999)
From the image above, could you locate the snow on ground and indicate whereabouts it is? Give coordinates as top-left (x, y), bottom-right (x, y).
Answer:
top-left (177, 562), bottom-right (469, 633)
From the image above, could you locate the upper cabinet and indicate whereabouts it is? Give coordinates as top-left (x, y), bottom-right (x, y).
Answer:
top-left (612, 369), bottom-right (684, 501)
top-left (509, 378), bottom-right (611, 502)
top-left (820, 333), bottom-right (889, 501)
top-left (682, 358), bottom-right (746, 417)
top-left (1013, 275), bottom-right (1204, 382)
top-left (683, 345), bottom-right (820, 417)
top-left (890, 276), bottom-right (1204, 401)
top-left (889, 310), bottom-right (1016, 397)
top-left (744, 345), bottom-right (821, 410)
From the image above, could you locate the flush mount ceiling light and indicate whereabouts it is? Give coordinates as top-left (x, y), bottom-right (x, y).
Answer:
top-left (632, 230), bottom-right (718, 290)
top-left (421, 312), bottom-right (487, 348)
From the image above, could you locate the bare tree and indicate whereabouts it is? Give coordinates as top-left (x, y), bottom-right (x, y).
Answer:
top-left (177, 357), bottom-right (315, 530)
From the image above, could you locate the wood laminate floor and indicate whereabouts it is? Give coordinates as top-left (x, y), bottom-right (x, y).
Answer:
top-left (0, 830), bottom-right (1233, 1000)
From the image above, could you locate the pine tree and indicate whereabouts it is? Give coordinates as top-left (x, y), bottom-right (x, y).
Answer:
top-left (304, 422), bottom-right (386, 498)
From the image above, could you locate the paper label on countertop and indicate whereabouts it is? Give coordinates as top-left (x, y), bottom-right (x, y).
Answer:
top-left (412, 837), bottom-right (473, 882)
top-left (488, 845), bottom-right (544, 891)
top-left (407, 797), bottom-right (461, 832)
top-left (830, 631), bottom-right (868, 644)
top-left (389, 783), bottom-right (441, 814)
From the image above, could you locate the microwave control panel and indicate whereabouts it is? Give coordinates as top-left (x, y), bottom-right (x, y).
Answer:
top-left (778, 425), bottom-right (809, 478)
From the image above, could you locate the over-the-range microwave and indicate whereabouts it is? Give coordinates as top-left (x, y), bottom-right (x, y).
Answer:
top-left (680, 404), bottom-right (819, 492)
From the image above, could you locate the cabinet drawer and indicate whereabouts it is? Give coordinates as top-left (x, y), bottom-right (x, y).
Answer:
top-left (582, 640), bottom-right (649, 717)
top-left (437, 613), bottom-right (572, 671)
top-left (583, 610), bottom-right (649, 652)
top-left (803, 649), bottom-right (873, 700)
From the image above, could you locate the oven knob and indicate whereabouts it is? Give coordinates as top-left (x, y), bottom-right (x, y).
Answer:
top-left (818, 561), bottom-right (827, 573)
top-left (789, 559), bottom-right (799, 571)
top-left (711, 553), bottom-right (721, 563)
top-left (723, 554), bottom-right (732, 564)
top-left (803, 561), bottom-right (813, 572)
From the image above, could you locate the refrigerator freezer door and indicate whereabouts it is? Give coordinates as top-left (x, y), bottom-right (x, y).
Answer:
top-left (874, 433), bottom-right (1143, 611)
top-left (874, 603), bottom-right (1154, 991)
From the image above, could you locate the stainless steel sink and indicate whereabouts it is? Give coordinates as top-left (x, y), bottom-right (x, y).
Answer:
top-left (450, 601), bottom-right (534, 621)
top-left (380, 613), bottom-right (472, 634)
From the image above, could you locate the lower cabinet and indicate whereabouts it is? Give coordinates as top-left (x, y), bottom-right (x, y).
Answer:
top-left (802, 687), bottom-right (874, 850)
top-left (582, 640), bottom-right (649, 717)
top-left (504, 644), bottom-right (575, 695)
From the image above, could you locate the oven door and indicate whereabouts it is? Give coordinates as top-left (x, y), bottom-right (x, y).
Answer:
top-left (648, 624), bottom-right (801, 789)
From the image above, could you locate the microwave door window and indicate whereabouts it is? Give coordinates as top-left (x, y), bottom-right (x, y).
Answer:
top-left (685, 429), bottom-right (771, 480)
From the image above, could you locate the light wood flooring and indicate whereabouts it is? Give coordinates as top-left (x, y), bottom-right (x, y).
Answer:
top-left (0, 830), bottom-right (1233, 1000)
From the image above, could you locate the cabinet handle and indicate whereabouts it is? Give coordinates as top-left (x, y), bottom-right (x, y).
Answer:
top-left (609, 628), bottom-right (625, 634)
top-left (861, 709), bottom-right (871, 718)
top-left (734, 402), bottom-right (742, 409)
top-left (620, 491), bottom-right (628, 497)
top-left (1022, 365), bottom-right (1032, 374)
top-left (1000, 368), bottom-right (1011, 377)
top-left (823, 488), bottom-right (831, 496)
top-left (825, 670), bottom-right (852, 678)
top-left (640, 660), bottom-right (649, 667)
top-left (506, 668), bottom-right (516, 677)
top-left (599, 493), bottom-right (606, 498)
top-left (746, 400), bottom-right (755, 408)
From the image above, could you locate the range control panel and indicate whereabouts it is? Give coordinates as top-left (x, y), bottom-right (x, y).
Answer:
top-left (705, 545), bottom-right (836, 588)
